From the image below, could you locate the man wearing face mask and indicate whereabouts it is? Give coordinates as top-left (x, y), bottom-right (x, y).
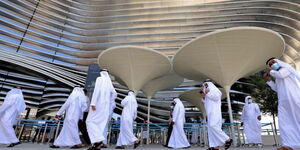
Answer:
top-left (241, 96), bottom-right (262, 147)
top-left (263, 58), bottom-right (300, 150)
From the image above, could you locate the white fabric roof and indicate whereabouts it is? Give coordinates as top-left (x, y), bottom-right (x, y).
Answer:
top-left (141, 71), bottom-right (184, 98)
top-left (173, 27), bottom-right (285, 88)
top-left (98, 45), bottom-right (171, 92)
top-left (179, 88), bottom-right (226, 119)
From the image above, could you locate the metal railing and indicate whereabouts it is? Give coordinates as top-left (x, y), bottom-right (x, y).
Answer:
top-left (14, 119), bottom-right (278, 147)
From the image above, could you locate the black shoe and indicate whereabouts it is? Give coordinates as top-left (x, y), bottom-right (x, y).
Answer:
top-left (9, 142), bottom-right (21, 147)
top-left (50, 145), bottom-right (60, 149)
top-left (87, 145), bottom-right (101, 150)
top-left (207, 148), bottom-right (218, 150)
top-left (115, 146), bottom-right (125, 149)
top-left (70, 145), bottom-right (82, 149)
top-left (133, 140), bottom-right (141, 149)
top-left (224, 139), bottom-right (233, 150)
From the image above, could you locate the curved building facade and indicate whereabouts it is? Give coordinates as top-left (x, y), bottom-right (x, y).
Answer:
top-left (0, 0), bottom-right (299, 121)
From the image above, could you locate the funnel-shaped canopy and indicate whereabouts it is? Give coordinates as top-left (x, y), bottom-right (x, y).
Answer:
top-left (179, 89), bottom-right (206, 119)
top-left (98, 45), bottom-right (171, 92)
top-left (142, 71), bottom-right (184, 98)
top-left (173, 27), bottom-right (285, 88)
top-left (179, 88), bottom-right (226, 119)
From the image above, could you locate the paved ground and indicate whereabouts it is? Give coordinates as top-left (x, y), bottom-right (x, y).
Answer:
top-left (0, 143), bottom-right (277, 150)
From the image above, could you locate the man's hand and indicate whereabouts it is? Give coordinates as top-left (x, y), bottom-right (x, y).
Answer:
top-left (91, 105), bottom-right (96, 111)
top-left (257, 115), bottom-right (262, 121)
top-left (171, 121), bottom-right (175, 125)
top-left (205, 89), bottom-right (209, 94)
top-left (262, 73), bottom-right (272, 81)
top-left (200, 93), bottom-right (205, 98)
top-left (267, 66), bottom-right (272, 71)
top-left (55, 115), bottom-right (60, 119)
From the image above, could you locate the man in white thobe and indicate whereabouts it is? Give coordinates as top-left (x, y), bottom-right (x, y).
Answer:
top-left (0, 88), bottom-right (26, 147)
top-left (51, 87), bottom-right (87, 148)
top-left (200, 82), bottom-right (232, 150)
top-left (116, 91), bottom-right (140, 149)
top-left (264, 58), bottom-right (300, 150)
top-left (168, 98), bottom-right (190, 149)
top-left (86, 69), bottom-right (117, 150)
top-left (101, 99), bottom-right (116, 148)
top-left (241, 96), bottom-right (262, 145)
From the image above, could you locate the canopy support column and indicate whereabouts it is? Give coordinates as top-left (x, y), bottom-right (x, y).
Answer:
top-left (224, 85), bottom-right (237, 146)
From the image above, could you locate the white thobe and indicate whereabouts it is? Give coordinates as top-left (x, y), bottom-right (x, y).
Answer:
top-left (267, 67), bottom-right (300, 149)
top-left (204, 83), bottom-right (229, 147)
top-left (116, 93), bottom-right (138, 146)
top-left (0, 93), bottom-right (25, 144)
top-left (103, 100), bottom-right (116, 145)
top-left (168, 98), bottom-right (190, 148)
top-left (86, 72), bottom-right (117, 144)
top-left (54, 88), bottom-right (87, 146)
top-left (241, 103), bottom-right (262, 144)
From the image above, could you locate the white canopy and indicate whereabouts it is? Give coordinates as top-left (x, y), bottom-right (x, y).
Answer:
top-left (173, 27), bottom-right (285, 142)
top-left (98, 45), bottom-right (172, 92)
top-left (173, 26), bottom-right (285, 88)
top-left (142, 71), bottom-right (184, 98)
top-left (179, 88), bottom-right (226, 119)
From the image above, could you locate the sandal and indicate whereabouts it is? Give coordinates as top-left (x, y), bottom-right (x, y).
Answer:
top-left (7, 142), bottom-right (21, 147)
top-left (70, 145), bottom-right (82, 149)
top-left (207, 148), bottom-right (219, 150)
top-left (50, 145), bottom-right (60, 149)
top-left (133, 140), bottom-right (141, 149)
top-left (115, 146), bottom-right (125, 149)
top-left (224, 139), bottom-right (233, 150)
top-left (87, 145), bottom-right (101, 150)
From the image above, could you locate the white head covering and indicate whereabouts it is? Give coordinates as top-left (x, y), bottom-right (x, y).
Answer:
top-left (173, 98), bottom-right (184, 107)
top-left (244, 96), bottom-right (252, 105)
top-left (173, 98), bottom-right (186, 123)
top-left (129, 91), bottom-right (138, 118)
top-left (4, 88), bottom-right (26, 114)
top-left (203, 82), bottom-right (222, 97)
top-left (122, 91), bottom-right (138, 119)
top-left (73, 87), bottom-right (87, 113)
top-left (274, 59), bottom-right (300, 81)
top-left (101, 70), bottom-right (116, 93)
top-left (92, 70), bottom-right (117, 103)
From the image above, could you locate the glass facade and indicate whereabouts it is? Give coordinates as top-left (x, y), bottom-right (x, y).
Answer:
top-left (0, 0), bottom-right (299, 122)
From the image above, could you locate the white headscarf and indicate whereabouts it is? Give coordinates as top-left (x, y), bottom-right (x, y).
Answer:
top-left (173, 98), bottom-right (184, 108)
top-left (203, 82), bottom-right (222, 97)
top-left (91, 70), bottom-right (117, 105)
top-left (129, 91), bottom-right (138, 119)
top-left (4, 88), bottom-right (26, 114)
top-left (100, 70), bottom-right (116, 99)
top-left (173, 98), bottom-right (186, 123)
top-left (244, 96), bottom-right (252, 105)
top-left (122, 91), bottom-right (138, 120)
top-left (274, 59), bottom-right (300, 81)
top-left (69, 87), bottom-right (87, 113)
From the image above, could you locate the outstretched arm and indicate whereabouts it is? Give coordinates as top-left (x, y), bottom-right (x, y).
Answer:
top-left (56, 99), bottom-right (70, 116)
top-left (266, 81), bottom-right (277, 92)
top-left (205, 91), bottom-right (220, 101)
top-left (270, 68), bottom-right (291, 79)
